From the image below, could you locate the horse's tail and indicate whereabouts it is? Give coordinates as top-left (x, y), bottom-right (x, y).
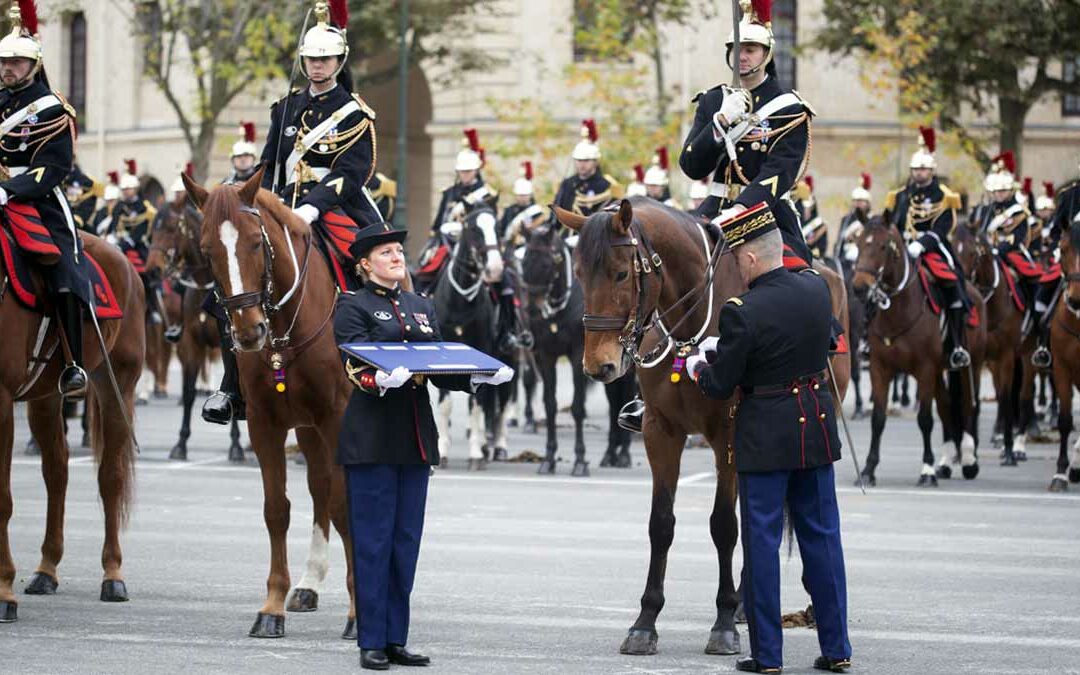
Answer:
top-left (89, 372), bottom-right (138, 529)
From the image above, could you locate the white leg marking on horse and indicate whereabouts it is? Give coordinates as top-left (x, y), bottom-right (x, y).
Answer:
top-left (936, 443), bottom-right (954, 467)
top-left (960, 432), bottom-right (976, 467)
top-left (219, 219), bottom-right (245, 296)
top-left (437, 394), bottom-right (452, 461)
top-left (1071, 437), bottom-right (1080, 469)
top-left (1014, 434), bottom-right (1027, 455)
top-left (295, 523), bottom-right (330, 592)
top-left (476, 211), bottom-right (504, 281)
top-left (921, 463), bottom-right (935, 476)
top-left (469, 399), bottom-right (484, 459)
top-left (495, 404), bottom-right (508, 450)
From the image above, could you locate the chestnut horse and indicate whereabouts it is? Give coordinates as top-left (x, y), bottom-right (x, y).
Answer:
top-left (556, 198), bottom-right (850, 657)
top-left (852, 218), bottom-right (986, 486)
top-left (182, 168), bottom-right (352, 639)
top-left (0, 232), bottom-right (144, 623)
top-left (1049, 223), bottom-right (1080, 491)
top-left (147, 195), bottom-right (245, 463)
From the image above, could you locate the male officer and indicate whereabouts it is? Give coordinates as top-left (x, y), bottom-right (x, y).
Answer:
top-left (552, 119), bottom-right (621, 220)
top-left (63, 161), bottom-right (101, 233)
top-left (834, 173), bottom-right (872, 265)
top-left (643, 147), bottom-right (679, 208)
top-left (686, 203), bottom-right (852, 674)
top-left (224, 121), bottom-right (258, 184)
top-left (795, 175), bottom-right (827, 259)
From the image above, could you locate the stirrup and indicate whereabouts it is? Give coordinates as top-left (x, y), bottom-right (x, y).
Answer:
top-left (164, 325), bottom-right (182, 343)
top-left (59, 364), bottom-right (89, 399)
top-left (617, 398), bottom-right (645, 434)
top-left (1032, 346), bottom-right (1052, 369)
top-left (948, 347), bottom-right (971, 370)
top-left (202, 391), bottom-right (245, 425)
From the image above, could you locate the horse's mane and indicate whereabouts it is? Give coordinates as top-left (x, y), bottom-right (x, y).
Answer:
top-left (201, 183), bottom-right (307, 240)
top-left (576, 197), bottom-right (698, 282)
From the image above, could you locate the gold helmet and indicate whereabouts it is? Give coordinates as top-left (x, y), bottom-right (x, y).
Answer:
top-left (0, 2), bottom-right (43, 88)
top-left (983, 152), bottom-right (1016, 193)
top-left (909, 127), bottom-right (937, 170)
top-left (725, 0), bottom-right (775, 76)
top-left (299, 1), bottom-right (349, 81)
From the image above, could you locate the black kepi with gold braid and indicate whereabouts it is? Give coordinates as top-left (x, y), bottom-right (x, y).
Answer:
top-left (718, 201), bottom-right (777, 248)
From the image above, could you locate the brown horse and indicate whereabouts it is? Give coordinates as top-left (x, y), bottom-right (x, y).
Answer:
top-left (556, 197), bottom-right (850, 657)
top-left (951, 224), bottom-right (1024, 465)
top-left (147, 195), bottom-right (245, 463)
top-left (143, 277), bottom-right (178, 400)
top-left (852, 218), bottom-right (987, 486)
top-left (1049, 223), bottom-right (1080, 491)
top-left (0, 232), bottom-right (145, 623)
top-left (182, 168), bottom-right (353, 638)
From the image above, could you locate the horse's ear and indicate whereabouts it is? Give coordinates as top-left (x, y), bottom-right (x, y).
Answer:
top-left (612, 199), bottom-right (633, 236)
top-left (553, 206), bottom-right (586, 232)
top-left (237, 165), bottom-right (265, 206)
top-left (180, 172), bottom-right (208, 210)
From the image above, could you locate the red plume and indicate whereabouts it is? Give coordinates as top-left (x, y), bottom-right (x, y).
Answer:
top-left (655, 146), bottom-right (669, 171)
top-left (633, 164), bottom-right (645, 183)
top-left (124, 159), bottom-right (137, 176)
top-left (184, 162), bottom-right (194, 178)
top-left (860, 172), bottom-right (871, 190)
top-left (582, 119), bottom-right (598, 143)
top-left (1044, 181), bottom-right (1055, 199)
top-left (241, 121), bottom-right (256, 143)
top-left (750, 0), bottom-right (772, 25)
top-left (17, 0), bottom-right (38, 35)
top-left (328, 0), bottom-right (349, 29)
top-left (804, 174), bottom-right (814, 192)
top-left (463, 128), bottom-right (480, 153)
top-left (107, 171), bottom-right (119, 185)
top-left (1022, 177), bottom-right (1032, 196)
top-left (478, 148), bottom-right (486, 166)
top-left (918, 126), bottom-right (936, 153)
top-left (521, 161), bottom-right (533, 181)
top-left (992, 151), bottom-right (1016, 175)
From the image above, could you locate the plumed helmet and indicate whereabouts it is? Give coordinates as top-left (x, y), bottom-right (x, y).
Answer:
top-left (909, 127), bottom-right (937, 170)
top-left (119, 159), bottom-right (140, 190)
top-left (571, 119), bottom-right (601, 161)
top-left (983, 151), bottom-right (1016, 192)
top-left (0, 2), bottom-right (43, 85)
top-left (643, 147), bottom-right (669, 187)
top-left (725, 0), bottom-right (775, 76)
top-left (454, 128), bottom-right (484, 172)
top-left (513, 161), bottom-right (534, 196)
top-left (299, 1), bottom-right (349, 79)
top-left (231, 122), bottom-right (258, 158)
top-left (1035, 181), bottom-right (1055, 212)
top-left (850, 172), bottom-right (871, 202)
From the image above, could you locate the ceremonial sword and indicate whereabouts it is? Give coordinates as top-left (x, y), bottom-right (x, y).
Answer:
top-left (730, 0), bottom-right (742, 88)
top-left (827, 359), bottom-right (866, 495)
top-left (85, 282), bottom-right (141, 455)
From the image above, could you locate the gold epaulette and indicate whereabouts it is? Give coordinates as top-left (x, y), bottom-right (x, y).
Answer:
top-left (940, 184), bottom-right (962, 210)
top-left (144, 201), bottom-right (158, 221)
top-left (89, 178), bottom-right (104, 199)
top-left (726, 296), bottom-right (743, 306)
top-left (800, 267), bottom-right (821, 276)
top-left (790, 89), bottom-right (817, 116)
top-left (605, 174), bottom-right (624, 199)
top-left (53, 90), bottom-right (76, 118)
top-left (884, 188), bottom-right (901, 212)
top-left (352, 93), bottom-right (376, 119)
top-left (793, 180), bottom-right (812, 201)
top-left (373, 173), bottom-right (397, 199)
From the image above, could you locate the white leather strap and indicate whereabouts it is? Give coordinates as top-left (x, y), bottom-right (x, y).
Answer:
top-left (284, 99), bottom-right (360, 183)
top-left (0, 94), bottom-right (61, 138)
top-left (718, 93), bottom-right (803, 162)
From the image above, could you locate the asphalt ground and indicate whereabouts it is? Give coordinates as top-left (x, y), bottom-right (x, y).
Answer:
top-left (3, 362), bottom-right (1080, 674)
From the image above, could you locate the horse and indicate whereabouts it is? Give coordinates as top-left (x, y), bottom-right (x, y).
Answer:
top-left (1049, 222), bottom-right (1080, 492)
top-left (429, 207), bottom-right (507, 470)
top-left (142, 269), bottom-right (178, 401)
top-left (0, 231), bottom-right (145, 623)
top-left (146, 196), bottom-right (245, 463)
top-left (851, 217), bottom-right (987, 486)
top-left (181, 167), bottom-right (353, 639)
top-left (520, 222), bottom-right (634, 474)
top-left (556, 197), bottom-right (851, 656)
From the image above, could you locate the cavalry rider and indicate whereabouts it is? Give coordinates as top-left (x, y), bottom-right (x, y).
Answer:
top-left (552, 119), bottom-right (622, 221)
top-left (110, 160), bottom-right (157, 275)
top-left (1052, 159), bottom-right (1080, 245)
top-left (679, 0), bottom-right (815, 268)
top-left (225, 121), bottom-right (258, 184)
top-left (203, 0), bottom-right (381, 425)
top-left (644, 147), bottom-right (680, 208)
top-left (626, 164), bottom-right (647, 198)
top-left (883, 126), bottom-right (971, 370)
top-left (685, 207), bottom-right (852, 675)
top-left (0, 2), bottom-right (90, 397)
top-left (795, 175), bottom-right (827, 260)
top-left (498, 160), bottom-right (539, 242)
top-left (834, 173), bottom-right (872, 266)
top-left (63, 160), bottom-right (101, 234)
top-left (366, 171), bottom-right (397, 222)
top-left (90, 171), bottom-right (119, 236)
top-left (1031, 181), bottom-right (1056, 257)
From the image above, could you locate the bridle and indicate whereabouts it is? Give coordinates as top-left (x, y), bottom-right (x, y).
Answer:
top-left (149, 204), bottom-right (215, 290)
top-left (855, 231), bottom-right (911, 310)
top-left (445, 213), bottom-right (496, 303)
top-left (966, 237), bottom-right (1000, 300)
top-left (522, 227), bottom-right (572, 319)
top-left (582, 211), bottom-right (730, 368)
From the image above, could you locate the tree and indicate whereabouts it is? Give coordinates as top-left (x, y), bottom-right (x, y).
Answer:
top-left (816, 0), bottom-right (1080, 172)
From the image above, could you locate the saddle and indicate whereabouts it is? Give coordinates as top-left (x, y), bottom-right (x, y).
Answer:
top-left (916, 254), bottom-right (979, 328)
top-left (312, 208), bottom-right (364, 291)
top-left (0, 215), bottom-right (123, 320)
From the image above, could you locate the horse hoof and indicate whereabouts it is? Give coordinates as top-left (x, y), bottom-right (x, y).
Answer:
top-left (537, 459), bottom-right (555, 475)
top-left (286, 588), bottom-right (318, 613)
top-left (0, 601), bottom-right (16, 623)
top-left (1015, 450), bottom-right (1028, 462)
top-left (341, 617), bottom-right (356, 640)
top-left (599, 453), bottom-right (615, 468)
top-left (935, 465), bottom-right (952, 480)
top-left (962, 463), bottom-right (979, 480)
top-left (467, 458), bottom-right (488, 472)
top-left (100, 579), bottom-right (128, 602)
top-left (615, 452), bottom-right (632, 469)
top-left (294, 453), bottom-right (307, 466)
top-left (1000, 454), bottom-right (1018, 467)
top-left (228, 445), bottom-right (245, 464)
top-left (1069, 468), bottom-right (1080, 484)
top-left (619, 628), bottom-right (658, 655)
top-left (168, 444), bottom-right (187, 461)
top-left (1049, 477), bottom-right (1069, 492)
top-left (80, 433), bottom-right (91, 449)
top-left (734, 602), bottom-right (747, 624)
top-left (704, 628), bottom-right (740, 655)
top-left (856, 473), bottom-right (876, 488)
top-left (916, 474), bottom-right (938, 488)
top-left (524, 420), bottom-right (537, 434)
top-left (439, 457), bottom-right (448, 469)
top-left (571, 460), bottom-right (590, 477)
top-left (24, 438), bottom-right (40, 456)
top-left (249, 612), bottom-right (285, 638)
top-left (24, 572), bottom-right (58, 595)
top-left (492, 447), bottom-right (508, 462)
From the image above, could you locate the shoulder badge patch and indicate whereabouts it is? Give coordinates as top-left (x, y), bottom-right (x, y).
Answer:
top-left (373, 310), bottom-right (393, 321)
top-left (725, 297), bottom-right (744, 306)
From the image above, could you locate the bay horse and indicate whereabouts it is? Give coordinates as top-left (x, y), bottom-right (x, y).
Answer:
top-left (520, 222), bottom-right (634, 474)
top-left (146, 196), bottom-right (245, 463)
top-left (852, 218), bottom-right (987, 486)
top-left (555, 197), bottom-right (850, 656)
top-left (142, 272), bottom-right (177, 401)
top-left (181, 168), bottom-right (352, 639)
top-left (951, 224), bottom-right (1024, 465)
top-left (1049, 222), bottom-right (1080, 491)
top-left (430, 206), bottom-right (507, 470)
top-left (0, 231), bottom-right (144, 623)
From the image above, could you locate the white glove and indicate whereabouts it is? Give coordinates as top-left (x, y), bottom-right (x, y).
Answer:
top-left (844, 245), bottom-right (859, 263)
top-left (713, 88), bottom-right (751, 131)
top-left (472, 365), bottom-right (514, 387)
top-left (0, 188), bottom-right (8, 205)
top-left (105, 234), bottom-right (118, 246)
top-left (686, 351), bottom-right (709, 382)
top-left (907, 241), bottom-right (924, 259)
top-left (293, 204), bottom-right (320, 225)
top-left (699, 336), bottom-right (720, 357)
top-left (712, 204), bottom-right (747, 227)
top-left (375, 366), bottom-right (412, 393)
top-left (564, 234), bottom-right (579, 249)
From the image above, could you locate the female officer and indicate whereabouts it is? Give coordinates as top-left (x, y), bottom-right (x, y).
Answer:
top-left (334, 223), bottom-right (512, 670)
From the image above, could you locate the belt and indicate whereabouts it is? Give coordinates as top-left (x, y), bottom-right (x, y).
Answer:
top-left (743, 369), bottom-right (828, 398)
top-left (5, 165), bottom-right (27, 177)
top-left (286, 165), bottom-right (331, 186)
top-left (710, 182), bottom-right (743, 200)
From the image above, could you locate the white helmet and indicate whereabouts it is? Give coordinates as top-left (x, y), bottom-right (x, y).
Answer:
top-left (626, 182), bottom-right (647, 198)
top-left (1035, 181), bottom-right (1055, 212)
top-left (103, 184), bottom-right (121, 201)
top-left (984, 151), bottom-right (1016, 192)
top-left (571, 119), bottom-right (601, 161)
top-left (119, 159), bottom-right (140, 191)
top-left (513, 161), bottom-right (534, 196)
top-left (643, 147), bottom-right (670, 187)
top-left (850, 172), bottom-right (871, 202)
top-left (455, 128), bottom-right (484, 172)
top-left (909, 127), bottom-right (937, 170)
top-left (724, 0), bottom-right (775, 76)
top-left (689, 180), bottom-right (710, 201)
top-left (231, 121), bottom-right (257, 158)
top-left (299, 1), bottom-right (349, 81)
top-left (0, 3), bottom-right (43, 87)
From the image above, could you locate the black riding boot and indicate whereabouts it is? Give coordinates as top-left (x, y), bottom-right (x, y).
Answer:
top-left (201, 317), bottom-right (246, 425)
top-left (1032, 282), bottom-right (1055, 368)
top-left (495, 290), bottom-right (519, 354)
top-left (57, 293), bottom-right (88, 399)
top-left (946, 304), bottom-right (971, 370)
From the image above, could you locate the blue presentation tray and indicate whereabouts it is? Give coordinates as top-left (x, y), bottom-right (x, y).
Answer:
top-left (339, 342), bottom-right (507, 376)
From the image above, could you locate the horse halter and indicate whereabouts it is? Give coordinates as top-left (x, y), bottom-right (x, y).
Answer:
top-left (855, 233), bottom-right (909, 310)
top-left (523, 228), bottom-right (572, 319)
top-left (216, 204), bottom-right (276, 314)
top-left (446, 213), bottom-right (495, 302)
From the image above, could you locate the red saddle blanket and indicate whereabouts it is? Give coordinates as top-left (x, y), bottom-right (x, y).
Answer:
top-left (917, 258), bottom-right (979, 328)
top-left (0, 219), bottom-right (123, 320)
top-left (315, 209), bottom-right (364, 291)
top-left (997, 257), bottom-right (1027, 313)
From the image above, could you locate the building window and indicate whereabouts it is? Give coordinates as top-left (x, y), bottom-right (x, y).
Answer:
top-left (137, 1), bottom-right (163, 75)
top-left (772, 0), bottom-right (797, 88)
top-left (68, 12), bottom-right (86, 126)
top-left (572, 0), bottom-right (632, 62)
top-left (1065, 57), bottom-right (1080, 117)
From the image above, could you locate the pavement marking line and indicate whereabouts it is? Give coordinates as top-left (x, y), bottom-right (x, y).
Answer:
top-left (677, 471), bottom-right (713, 486)
top-left (167, 456), bottom-right (229, 470)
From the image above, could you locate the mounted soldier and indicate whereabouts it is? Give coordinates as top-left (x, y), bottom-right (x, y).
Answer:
top-left (834, 173), bottom-right (872, 267)
top-left (679, 0), bottom-right (815, 268)
top-left (626, 164), bottom-right (647, 198)
top-left (0, 0), bottom-right (89, 396)
top-left (882, 126), bottom-right (970, 370)
top-left (63, 161), bottom-right (100, 234)
top-left (644, 146), bottom-right (679, 208)
top-left (224, 121), bottom-right (258, 185)
top-left (498, 160), bottom-right (541, 243)
top-left (204, 0), bottom-right (380, 424)
top-left (795, 175), bottom-right (827, 260)
top-left (89, 170), bottom-right (119, 236)
top-left (1031, 181), bottom-right (1056, 257)
top-left (552, 119), bottom-right (622, 221)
